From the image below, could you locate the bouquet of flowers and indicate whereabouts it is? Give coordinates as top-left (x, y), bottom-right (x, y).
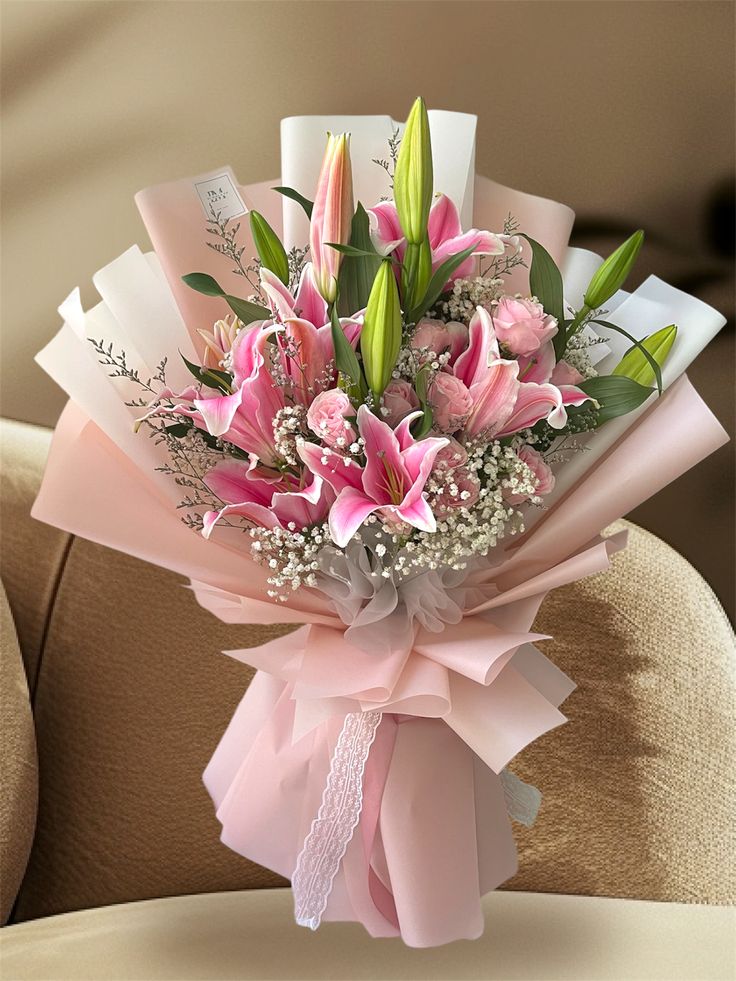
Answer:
top-left (34, 99), bottom-right (727, 947)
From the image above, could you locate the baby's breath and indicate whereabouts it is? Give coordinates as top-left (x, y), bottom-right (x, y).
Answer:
top-left (245, 437), bottom-right (546, 598)
top-left (437, 275), bottom-right (504, 323)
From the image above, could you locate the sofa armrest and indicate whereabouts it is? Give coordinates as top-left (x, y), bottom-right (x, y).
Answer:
top-left (0, 419), bottom-right (71, 692)
top-left (0, 579), bottom-right (38, 923)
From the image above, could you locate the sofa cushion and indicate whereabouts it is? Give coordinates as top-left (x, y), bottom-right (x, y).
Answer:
top-left (1, 889), bottom-right (734, 981)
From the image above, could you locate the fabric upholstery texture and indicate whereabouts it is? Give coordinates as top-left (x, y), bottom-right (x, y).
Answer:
top-left (2, 888), bottom-right (734, 981)
top-left (0, 420), bottom-right (72, 690)
top-left (507, 522), bottom-right (736, 903)
top-left (0, 580), bottom-right (38, 924)
top-left (1, 418), bottom-right (734, 924)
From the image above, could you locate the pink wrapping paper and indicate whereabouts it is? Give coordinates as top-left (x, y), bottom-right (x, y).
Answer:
top-left (32, 161), bottom-right (729, 946)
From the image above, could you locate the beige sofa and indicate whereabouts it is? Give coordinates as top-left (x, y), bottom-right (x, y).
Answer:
top-left (1, 417), bottom-right (734, 980)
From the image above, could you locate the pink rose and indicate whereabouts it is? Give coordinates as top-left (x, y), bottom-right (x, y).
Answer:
top-left (493, 296), bottom-right (558, 357)
top-left (550, 359), bottom-right (584, 386)
top-left (432, 466), bottom-right (481, 516)
top-left (429, 372), bottom-right (473, 433)
top-left (307, 389), bottom-right (356, 448)
top-left (382, 379), bottom-right (420, 427)
top-left (505, 447), bottom-right (555, 504)
top-left (433, 436), bottom-right (468, 470)
top-left (410, 318), bottom-right (469, 365)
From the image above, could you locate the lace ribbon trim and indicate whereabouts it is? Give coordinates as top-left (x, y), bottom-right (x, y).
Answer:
top-left (500, 768), bottom-right (542, 827)
top-left (293, 710), bottom-right (383, 930)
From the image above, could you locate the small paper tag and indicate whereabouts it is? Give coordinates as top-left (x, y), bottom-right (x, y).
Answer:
top-left (194, 173), bottom-right (247, 222)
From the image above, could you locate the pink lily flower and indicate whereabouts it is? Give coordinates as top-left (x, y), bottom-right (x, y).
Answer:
top-left (260, 265), bottom-right (363, 405)
top-left (196, 323), bottom-right (286, 464)
top-left (202, 459), bottom-right (333, 538)
top-left (138, 322), bottom-right (285, 468)
top-left (495, 382), bottom-right (589, 436)
top-left (508, 340), bottom-right (591, 433)
top-left (298, 405), bottom-right (448, 547)
top-left (450, 308), bottom-right (591, 439)
top-left (453, 307), bottom-right (521, 438)
top-left (260, 262), bottom-right (329, 329)
top-left (310, 132), bottom-right (354, 303)
top-left (369, 193), bottom-right (504, 283)
top-left (196, 315), bottom-right (239, 368)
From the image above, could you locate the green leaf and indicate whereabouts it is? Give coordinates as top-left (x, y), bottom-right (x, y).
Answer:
top-left (612, 323), bottom-right (677, 388)
top-left (181, 272), bottom-right (225, 297)
top-left (272, 186), bottom-right (313, 219)
top-left (579, 374), bottom-right (653, 424)
top-left (182, 273), bottom-right (270, 325)
top-left (163, 421), bottom-right (193, 438)
top-left (249, 211), bottom-right (289, 285)
top-left (181, 353), bottom-right (208, 383)
top-left (337, 204), bottom-right (382, 316)
top-left (519, 234), bottom-right (565, 358)
top-left (411, 364), bottom-right (434, 439)
top-left (407, 243), bottom-right (477, 323)
top-left (204, 367), bottom-right (235, 387)
top-left (328, 243), bottom-right (386, 260)
top-left (180, 353), bottom-right (233, 394)
top-left (226, 295), bottom-right (271, 324)
top-left (592, 319), bottom-right (665, 395)
top-left (330, 304), bottom-right (362, 388)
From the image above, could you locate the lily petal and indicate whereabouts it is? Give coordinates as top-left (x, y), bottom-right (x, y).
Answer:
top-left (231, 321), bottom-right (279, 387)
top-left (193, 388), bottom-right (244, 438)
top-left (297, 439), bottom-right (364, 494)
top-left (203, 459), bottom-right (273, 505)
top-left (454, 307), bottom-right (501, 387)
top-left (554, 385), bottom-right (591, 426)
top-left (368, 201), bottom-right (405, 258)
top-left (272, 475), bottom-right (333, 528)
top-left (395, 494), bottom-right (437, 534)
top-left (518, 341), bottom-right (556, 385)
top-left (393, 410), bottom-right (424, 451)
top-left (202, 501), bottom-right (280, 539)
top-left (432, 229), bottom-right (505, 280)
top-left (339, 316), bottom-right (363, 348)
top-left (496, 382), bottom-right (589, 436)
top-left (294, 263), bottom-right (329, 328)
top-left (281, 317), bottom-right (330, 403)
top-left (400, 435), bottom-right (449, 495)
top-left (329, 487), bottom-right (381, 547)
top-left (358, 405), bottom-right (406, 506)
top-left (260, 267), bottom-right (296, 322)
top-left (465, 359), bottom-right (520, 438)
top-left (427, 194), bottom-right (463, 248)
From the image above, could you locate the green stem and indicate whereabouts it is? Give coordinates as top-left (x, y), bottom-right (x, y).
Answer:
top-left (567, 304), bottom-right (591, 339)
top-left (401, 238), bottom-right (431, 314)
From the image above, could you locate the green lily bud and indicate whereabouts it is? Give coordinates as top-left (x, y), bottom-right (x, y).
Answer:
top-left (394, 97), bottom-right (433, 246)
top-left (361, 260), bottom-right (402, 398)
top-left (249, 210), bottom-right (290, 286)
top-left (613, 323), bottom-right (677, 385)
top-left (584, 230), bottom-right (644, 310)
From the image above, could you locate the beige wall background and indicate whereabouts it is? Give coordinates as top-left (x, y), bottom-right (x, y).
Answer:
top-left (1, 0), bottom-right (734, 614)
